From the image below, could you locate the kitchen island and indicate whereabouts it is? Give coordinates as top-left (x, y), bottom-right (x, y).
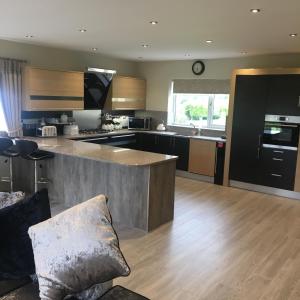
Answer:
top-left (15, 137), bottom-right (177, 232)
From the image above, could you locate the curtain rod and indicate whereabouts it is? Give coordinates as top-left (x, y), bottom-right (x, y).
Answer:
top-left (0, 57), bottom-right (27, 63)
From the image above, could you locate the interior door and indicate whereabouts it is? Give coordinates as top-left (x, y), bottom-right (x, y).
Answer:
top-left (229, 75), bottom-right (269, 184)
top-left (266, 75), bottom-right (300, 116)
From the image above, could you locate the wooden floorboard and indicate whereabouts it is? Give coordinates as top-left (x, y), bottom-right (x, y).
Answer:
top-left (114, 177), bottom-right (300, 300)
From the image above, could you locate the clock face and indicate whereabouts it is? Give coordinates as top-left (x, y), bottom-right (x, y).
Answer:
top-left (192, 60), bottom-right (205, 75)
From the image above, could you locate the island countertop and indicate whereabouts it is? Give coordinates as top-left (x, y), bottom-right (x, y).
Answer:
top-left (25, 136), bottom-right (177, 166)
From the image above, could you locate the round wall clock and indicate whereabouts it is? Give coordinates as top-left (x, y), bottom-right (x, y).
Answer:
top-left (192, 60), bottom-right (205, 75)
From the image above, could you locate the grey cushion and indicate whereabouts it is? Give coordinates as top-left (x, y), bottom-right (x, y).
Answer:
top-left (28, 195), bottom-right (130, 300)
top-left (0, 192), bottom-right (25, 210)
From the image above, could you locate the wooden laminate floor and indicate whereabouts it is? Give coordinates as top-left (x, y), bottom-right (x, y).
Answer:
top-left (114, 177), bottom-right (300, 300)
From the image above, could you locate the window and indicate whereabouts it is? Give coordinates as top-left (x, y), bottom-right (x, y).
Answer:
top-left (0, 96), bottom-right (7, 132)
top-left (171, 93), bottom-right (229, 129)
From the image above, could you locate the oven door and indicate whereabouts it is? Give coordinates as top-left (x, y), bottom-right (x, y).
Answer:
top-left (263, 122), bottom-right (299, 147)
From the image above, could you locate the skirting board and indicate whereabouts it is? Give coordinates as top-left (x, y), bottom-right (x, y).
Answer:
top-left (176, 170), bottom-right (214, 183)
top-left (230, 180), bottom-right (300, 201)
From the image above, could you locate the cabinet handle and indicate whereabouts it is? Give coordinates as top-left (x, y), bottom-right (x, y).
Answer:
top-left (270, 173), bottom-right (283, 178)
top-left (111, 134), bottom-right (135, 139)
top-left (273, 150), bottom-right (284, 154)
top-left (272, 158), bottom-right (283, 161)
top-left (257, 134), bottom-right (262, 159)
top-left (298, 96), bottom-right (300, 107)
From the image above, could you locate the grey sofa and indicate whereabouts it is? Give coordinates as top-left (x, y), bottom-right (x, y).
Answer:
top-left (0, 279), bottom-right (149, 300)
top-left (0, 278), bottom-right (112, 300)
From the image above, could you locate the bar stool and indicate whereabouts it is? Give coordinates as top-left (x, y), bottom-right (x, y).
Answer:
top-left (0, 137), bottom-right (19, 192)
top-left (16, 140), bottom-right (54, 193)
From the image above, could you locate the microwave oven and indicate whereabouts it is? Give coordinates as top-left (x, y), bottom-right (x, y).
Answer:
top-left (128, 117), bottom-right (151, 130)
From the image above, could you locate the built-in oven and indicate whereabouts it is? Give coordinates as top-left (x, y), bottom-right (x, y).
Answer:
top-left (263, 115), bottom-right (300, 149)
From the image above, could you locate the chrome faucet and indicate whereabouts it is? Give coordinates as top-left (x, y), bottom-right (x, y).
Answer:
top-left (190, 123), bottom-right (200, 136)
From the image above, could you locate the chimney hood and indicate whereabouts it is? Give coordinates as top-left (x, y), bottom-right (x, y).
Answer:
top-left (84, 68), bottom-right (116, 110)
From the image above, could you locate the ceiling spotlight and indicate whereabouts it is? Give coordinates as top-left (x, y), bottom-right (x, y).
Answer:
top-left (91, 47), bottom-right (98, 51)
top-left (150, 21), bottom-right (158, 25)
top-left (241, 51), bottom-right (248, 55)
top-left (289, 33), bottom-right (298, 37)
top-left (185, 54), bottom-right (191, 57)
top-left (79, 29), bottom-right (87, 33)
top-left (25, 35), bottom-right (34, 38)
top-left (205, 40), bottom-right (213, 43)
top-left (142, 44), bottom-right (149, 48)
top-left (250, 8), bottom-right (261, 13)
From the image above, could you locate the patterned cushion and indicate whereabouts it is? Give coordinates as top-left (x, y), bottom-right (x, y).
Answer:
top-left (0, 192), bottom-right (25, 210)
top-left (29, 195), bottom-right (130, 300)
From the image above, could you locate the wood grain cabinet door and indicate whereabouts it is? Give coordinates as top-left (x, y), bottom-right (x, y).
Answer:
top-left (23, 67), bottom-right (84, 111)
top-left (111, 76), bottom-right (146, 110)
top-left (188, 139), bottom-right (216, 176)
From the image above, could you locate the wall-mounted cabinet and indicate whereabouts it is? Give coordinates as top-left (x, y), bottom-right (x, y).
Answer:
top-left (188, 139), bottom-right (216, 176)
top-left (105, 76), bottom-right (146, 110)
top-left (23, 67), bottom-right (84, 111)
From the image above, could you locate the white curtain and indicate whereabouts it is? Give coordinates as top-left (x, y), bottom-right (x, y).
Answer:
top-left (0, 59), bottom-right (24, 137)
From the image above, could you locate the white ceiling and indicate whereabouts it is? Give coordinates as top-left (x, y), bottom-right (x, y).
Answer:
top-left (0, 0), bottom-right (300, 61)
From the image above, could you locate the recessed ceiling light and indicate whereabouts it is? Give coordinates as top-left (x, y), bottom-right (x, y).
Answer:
top-left (142, 44), bottom-right (149, 48)
top-left (250, 8), bottom-right (261, 13)
top-left (25, 35), bottom-right (34, 38)
top-left (185, 54), bottom-right (191, 57)
top-left (91, 47), bottom-right (98, 51)
top-left (289, 33), bottom-right (298, 37)
top-left (205, 40), bottom-right (213, 44)
top-left (150, 21), bottom-right (158, 25)
top-left (241, 51), bottom-right (248, 55)
top-left (79, 29), bottom-right (87, 33)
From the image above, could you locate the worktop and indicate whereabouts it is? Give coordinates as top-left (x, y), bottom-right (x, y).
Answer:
top-left (65, 129), bottom-right (226, 143)
top-left (26, 136), bottom-right (177, 167)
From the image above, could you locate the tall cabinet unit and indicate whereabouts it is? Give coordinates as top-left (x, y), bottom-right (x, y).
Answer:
top-left (226, 69), bottom-right (300, 194)
top-left (229, 75), bottom-right (269, 185)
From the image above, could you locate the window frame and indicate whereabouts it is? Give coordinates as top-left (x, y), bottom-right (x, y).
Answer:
top-left (169, 92), bottom-right (228, 130)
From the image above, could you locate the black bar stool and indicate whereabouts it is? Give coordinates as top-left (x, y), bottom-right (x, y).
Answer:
top-left (16, 140), bottom-right (54, 192)
top-left (0, 137), bottom-right (19, 192)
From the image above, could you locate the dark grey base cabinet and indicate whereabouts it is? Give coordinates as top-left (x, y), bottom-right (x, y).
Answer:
top-left (260, 147), bottom-right (297, 191)
top-left (136, 133), bottom-right (190, 171)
